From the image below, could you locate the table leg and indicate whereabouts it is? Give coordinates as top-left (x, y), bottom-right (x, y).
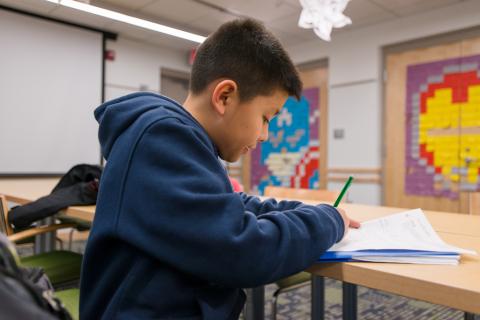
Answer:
top-left (342, 282), bottom-right (357, 320)
top-left (311, 275), bottom-right (325, 320)
top-left (244, 286), bottom-right (265, 320)
top-left (34, 217), bottom-right (56, 254)
top-left (464, 312), bottom-right (476, 320)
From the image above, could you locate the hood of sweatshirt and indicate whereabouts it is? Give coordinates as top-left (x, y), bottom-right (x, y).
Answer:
top-left (94, 92), bottom-right (201, 160)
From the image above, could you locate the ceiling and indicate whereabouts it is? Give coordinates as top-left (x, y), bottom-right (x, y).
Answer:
top-left (0, 0), bottom-right (467, 51)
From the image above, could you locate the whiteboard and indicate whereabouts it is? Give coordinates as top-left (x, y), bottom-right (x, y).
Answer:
top-left (0, 9), bottom-right (103, 174)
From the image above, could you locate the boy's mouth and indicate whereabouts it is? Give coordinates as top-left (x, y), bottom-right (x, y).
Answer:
top-left (242, 146), bottom-right (255, 154)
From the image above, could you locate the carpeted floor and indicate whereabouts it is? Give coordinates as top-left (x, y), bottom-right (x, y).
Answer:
top-left (260, 278), bottom-right (473, 320)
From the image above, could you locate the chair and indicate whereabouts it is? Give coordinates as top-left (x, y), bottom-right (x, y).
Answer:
top-left (0, 217), bottom-right (80, 320)
top-left (57, 215), bottom-right (91, 250)
top-left (469, 192), bottom-right (480, 215)
top-left (56, 288), bottom-right (80, 320)
top-left (264, 186), bottom-right (339, 202)
top-left (263, 186), bottom-right (339, 320)
top-left (0, 195), bottom-right (83, 289)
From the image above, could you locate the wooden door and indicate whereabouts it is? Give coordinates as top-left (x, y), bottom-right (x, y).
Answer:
top-left (243, 66), bottom-right (328, 193)
top-left (384, 37), bottom-right (480, 213)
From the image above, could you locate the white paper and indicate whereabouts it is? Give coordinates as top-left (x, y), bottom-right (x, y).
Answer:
top-left (353, 255), bottom-right (459, 266)
top-left (329, 208), bottom-right (477, 255)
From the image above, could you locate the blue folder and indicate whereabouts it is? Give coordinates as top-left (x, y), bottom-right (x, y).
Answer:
top-left (318, 249), bottom-right (459, 262)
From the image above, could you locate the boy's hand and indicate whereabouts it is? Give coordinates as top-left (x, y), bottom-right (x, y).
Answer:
top-left (335, 207), bottom-right (360, 237)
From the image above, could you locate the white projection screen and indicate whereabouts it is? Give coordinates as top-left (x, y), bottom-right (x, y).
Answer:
top-left (0, 8), bottom-right (103, 174)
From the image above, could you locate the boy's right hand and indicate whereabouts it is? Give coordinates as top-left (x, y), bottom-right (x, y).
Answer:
top-left (335, 207), bottom-right (360, 237)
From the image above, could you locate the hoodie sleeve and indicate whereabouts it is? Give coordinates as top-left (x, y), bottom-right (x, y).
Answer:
top-left (116, 118), bottom-right (345, 288)
top-left (238, 192), bottom-right (310, 216)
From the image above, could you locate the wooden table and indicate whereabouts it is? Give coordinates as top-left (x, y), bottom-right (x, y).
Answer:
top-left (304, 201), bottom-right (480, 319)
top-left (0, 178), bottom-right (95, 221)
top-left (249, 198), bottom-right (480, 319)
top-left (1, 180), bottom-right (479, 318)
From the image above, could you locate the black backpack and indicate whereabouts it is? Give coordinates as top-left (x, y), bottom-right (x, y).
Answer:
top-left (0, 233), bottom-right (72, 319)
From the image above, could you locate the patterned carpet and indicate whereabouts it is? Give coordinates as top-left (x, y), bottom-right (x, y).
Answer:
top-left (260, 278), bottom-right (473, 320)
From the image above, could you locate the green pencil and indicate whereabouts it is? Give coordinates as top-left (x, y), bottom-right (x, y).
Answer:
top-left (333, 176), bottom-right (353, 207)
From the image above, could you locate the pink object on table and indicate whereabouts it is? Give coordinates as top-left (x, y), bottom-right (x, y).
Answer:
top-left (229, 177), bottom-right (244, 192)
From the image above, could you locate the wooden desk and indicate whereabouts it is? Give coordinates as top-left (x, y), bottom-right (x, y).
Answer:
top-left (305, 201), bottom-right (480, 317)
top-left (0, 178), bottom-right (95, 221)
top-left (252, 197), bottom-right (480, 319)
top-left (0, 178), bottom-right (95, 253)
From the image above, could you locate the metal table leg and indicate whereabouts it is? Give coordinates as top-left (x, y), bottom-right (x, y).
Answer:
top-left (34, 216), bottom-right (56, 253)
top-left (311, 275), bottom-right (325, 320)
top-left (244, 286), bottom-right (265, 320)
top-left (342, 282), bottom-right (357, 320)
top-left (464, 312), bottom-right (476, 320)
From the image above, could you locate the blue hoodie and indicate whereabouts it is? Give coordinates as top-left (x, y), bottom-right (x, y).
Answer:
top-left (80, 92), bottom-right (344, 319)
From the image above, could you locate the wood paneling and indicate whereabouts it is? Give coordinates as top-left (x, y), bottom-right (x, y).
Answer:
top-left (327, 167), bottom-right (382, 184)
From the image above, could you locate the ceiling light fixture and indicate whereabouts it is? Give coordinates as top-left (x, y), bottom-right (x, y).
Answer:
top-left (44, 0), bottom-right (206, 43)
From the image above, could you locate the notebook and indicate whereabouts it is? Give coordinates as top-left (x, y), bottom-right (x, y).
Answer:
top-left (318, 208), bottom-right (477, 265)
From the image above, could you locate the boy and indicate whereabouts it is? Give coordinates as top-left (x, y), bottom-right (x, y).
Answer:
top-left (80, 18), bottom-right (359, 319)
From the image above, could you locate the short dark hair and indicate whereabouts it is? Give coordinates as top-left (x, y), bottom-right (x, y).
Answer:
top-left (190, 19), bottom-right (302, 101)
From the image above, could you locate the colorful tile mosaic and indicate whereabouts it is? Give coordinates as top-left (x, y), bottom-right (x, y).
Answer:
top-left (250, 88), bottom-right (321, 194)
top-left (405, 55), bottom-right (480, 199)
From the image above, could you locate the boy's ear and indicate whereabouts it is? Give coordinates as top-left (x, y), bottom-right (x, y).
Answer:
top-left (211, 80), bottom-right (238, 116)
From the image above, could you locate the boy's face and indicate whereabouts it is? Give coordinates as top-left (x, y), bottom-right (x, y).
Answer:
top-left (218, 89), bottom-right (288, 162)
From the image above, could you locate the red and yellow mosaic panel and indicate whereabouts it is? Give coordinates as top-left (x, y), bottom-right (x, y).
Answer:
top-left (406, 55), bottom-right (480, 199)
